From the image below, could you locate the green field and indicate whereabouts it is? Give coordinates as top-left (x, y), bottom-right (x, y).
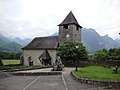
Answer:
top-left (75, 66), bottom-right (120, 81)
top-left (2, 60), bottom-right (20, 65)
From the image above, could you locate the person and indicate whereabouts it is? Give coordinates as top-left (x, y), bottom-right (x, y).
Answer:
top-left (20, 55), bottom-right (24, 65)
top-left (28, 56), bottom-right (33, 66)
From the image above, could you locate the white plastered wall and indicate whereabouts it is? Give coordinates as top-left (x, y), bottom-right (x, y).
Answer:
top-left (22, 49), bottom-right (56, 66)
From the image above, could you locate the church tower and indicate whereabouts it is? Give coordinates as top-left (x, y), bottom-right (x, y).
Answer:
top-left (58, 11), bottom-right (82, 45)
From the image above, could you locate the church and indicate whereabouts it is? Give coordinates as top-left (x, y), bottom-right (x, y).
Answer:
top-left (22, 11), bottom-right (82, 66)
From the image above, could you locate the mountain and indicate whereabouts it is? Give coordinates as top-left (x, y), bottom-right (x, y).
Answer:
top-left (115, 38), bottom-right (120, 45)
top-left (82, 28), bottom-right (120, 52)
top-left (0, 34), bottom-right (22, 52)
top-left (11, 37), bottom-right (32, 46)
top-left (0, 33), bottom-right (10, 47)
top-left (0, 42), bottom-right (22, 52)
top-left (102, 34), bottom-right (120, 50)
top-left (81, 28), bottom-right (105, 52)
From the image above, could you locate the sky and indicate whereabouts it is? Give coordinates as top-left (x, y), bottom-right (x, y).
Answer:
top-left (0, 0), bottom-right (120, 40)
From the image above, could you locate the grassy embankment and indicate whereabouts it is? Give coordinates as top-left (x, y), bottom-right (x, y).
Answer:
top-left (0, 60), bottom-right (41, 70)
top-left (75, 66), bottom-right (120, 81)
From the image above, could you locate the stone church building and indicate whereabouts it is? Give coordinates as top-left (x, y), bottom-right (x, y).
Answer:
top-left (22, 11), bottom-right (82, 66)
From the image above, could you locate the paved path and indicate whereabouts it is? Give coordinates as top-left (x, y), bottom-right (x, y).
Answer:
top-left (0, 68), bottom-right (118, 90)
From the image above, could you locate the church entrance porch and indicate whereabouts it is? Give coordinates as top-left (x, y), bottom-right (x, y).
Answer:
top-left (39, 50), bottom-right (52, 66)
top-left (42, 59), bottom-right (51, 66)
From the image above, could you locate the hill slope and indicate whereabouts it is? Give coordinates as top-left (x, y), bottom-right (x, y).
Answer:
top-left (115, 38), bottom-right (120, 45)
top-left (0, 34), bottom-right (22, 52)
top-left (81, 28), bottom-right (120, 52)
top-left (0, 42), bottom-right (22, 52)
top-left (0, 33), bottom-right (10, 47)
top-left (102, 34), bottom-right (120, 50)
top-left (81, 28), bottom-right (105, 52)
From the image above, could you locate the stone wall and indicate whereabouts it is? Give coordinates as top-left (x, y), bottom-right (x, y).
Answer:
top-left (59, 24), bottom-right (81, 45)
top-left (87, 60), bottom-right (120, 66)
top-left (77, 60), bottom-right (120, 67)
top-left (10, 72), bottom-right (62, 76)
top-left (71, 71), bottom-right (120, 89)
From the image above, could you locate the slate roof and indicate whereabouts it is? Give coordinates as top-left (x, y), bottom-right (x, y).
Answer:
top-left (39, 50), bottom-right (51, 60)
top-left (58, 11), bottom-right (82, 28)
top-left (22, 36), bottom-right (58, 50)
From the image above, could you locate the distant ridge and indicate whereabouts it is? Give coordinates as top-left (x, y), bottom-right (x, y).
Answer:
top-left (0, 42), bottom-right (22, 52)
top-left (0, 33), bottom-right (23, 52)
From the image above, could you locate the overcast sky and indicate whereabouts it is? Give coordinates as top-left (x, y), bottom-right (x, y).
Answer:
top-left (0, 0), bottom-right (120, 39)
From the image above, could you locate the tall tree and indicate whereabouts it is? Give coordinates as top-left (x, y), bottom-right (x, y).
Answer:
top-left (57, 41), bottom-right (88, 66)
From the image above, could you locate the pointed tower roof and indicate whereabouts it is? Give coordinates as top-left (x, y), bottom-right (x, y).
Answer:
top-left (58, 11), bottom-right (82, 28)
top-left (39, 50), bottom-right (51, 60)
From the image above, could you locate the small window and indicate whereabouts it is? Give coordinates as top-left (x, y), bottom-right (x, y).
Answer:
top-left (64, 24), bottom-right (68, 29)
top-left (77, 26), bottom-right (79, 30)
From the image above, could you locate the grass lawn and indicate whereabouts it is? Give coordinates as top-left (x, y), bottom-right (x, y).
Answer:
top-left (0, 60), bottom-right (42, 70)
top-left (2, 60), bottom-right (20, 65)
top-left (75, 66), bottom-right (120, 81)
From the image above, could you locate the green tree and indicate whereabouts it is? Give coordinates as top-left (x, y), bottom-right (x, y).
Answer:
top-left (15, 52), bottom-right (22, 59)
top-left (57, 41), bottom-right (88, 66)
top-left (0, 52), bottom-right (22, 59)
top-left (94, 49), bottom-right (108, 60)
top-left (93, 48), bottom-right (120, 60)
top-left (108, 48), bottom-right (120, 60)
top-left (0, 57), bottom-right (3, 66)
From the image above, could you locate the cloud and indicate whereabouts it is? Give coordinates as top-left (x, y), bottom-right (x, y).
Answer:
top-left (0, 0), bottom-right (120, 39)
